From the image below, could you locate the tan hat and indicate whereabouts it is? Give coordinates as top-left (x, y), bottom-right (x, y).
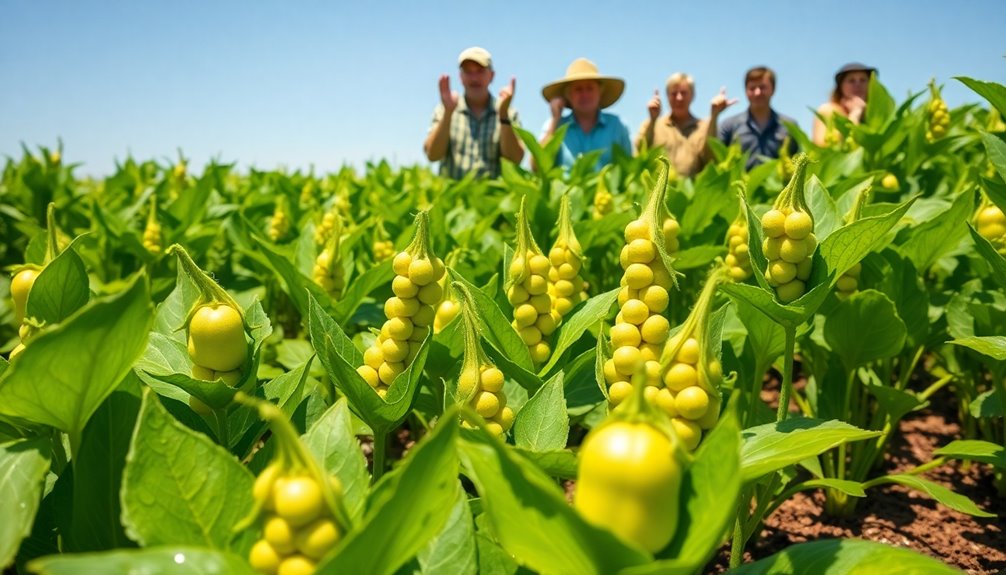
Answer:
top-left (458, 46), bottom-right (492, 69)
top-left (542, 58), bottom-right (625, 108)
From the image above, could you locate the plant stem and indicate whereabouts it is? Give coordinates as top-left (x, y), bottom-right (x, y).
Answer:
top-left (729, 489), bottom-right (749, 568)
top-left (776, 325), bottom-right (796, 421)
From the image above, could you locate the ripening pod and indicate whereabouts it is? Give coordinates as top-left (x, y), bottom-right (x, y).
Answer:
top-left (725, 197), bottom-right (751, 281)
top-left (314, 208), bottom-right (338, 247)
top-left (975, 198), bottom-right (1006, 255)
top-left (592, 165), bottom-right (615, 220)
top-left (507, 197), bottom-right (553, 365)
top-left (926, 80), bottom-right (950, 143)
top-left (761, 154), bottom-right (814, 304)
top-left (357, 211), bottom-right (443, 399)
top-left (299, 180), bottom-right (316, 209)
top-left (549, 194), bottom-right (589, 320)
top-left (10, 266), bottom-right (41, 327)
top-left (372, 239), bottom-right (395, 262)
top-left (242, 398), bottom-right (352, 575)
top-left (777, 136), bottom-right (795, 181)
top-left (142, 197), bottom-right (162, 254)
top-left (268, 199), bottom-right (290, 242)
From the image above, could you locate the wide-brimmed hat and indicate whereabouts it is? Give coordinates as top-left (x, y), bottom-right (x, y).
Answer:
top-left (834, 62), bottom-right (876, 84)
top-left (542, 58), bottom-right (625, 108)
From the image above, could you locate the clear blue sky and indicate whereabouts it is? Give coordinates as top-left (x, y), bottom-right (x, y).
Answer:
top-left (2, 1), bottom-right (1004, 176)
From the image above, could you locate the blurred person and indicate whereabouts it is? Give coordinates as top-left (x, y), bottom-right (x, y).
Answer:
top-left (717, 66), bottom-right (799, 170)
top-left (424, 46), bottom-right (524, 179)
top-left (812, 62), bottom-right (877, 146)
top-left (539, 58), bottom-right (631, 170)
top-left (636, 72), bottom-right (737, 178)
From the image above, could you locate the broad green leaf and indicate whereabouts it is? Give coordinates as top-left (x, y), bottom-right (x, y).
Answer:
top-left (679, 168), bottom-right (733, 238)
top-left (513, 372), bottom-right (569, 452)
top-left (867, 383), bottom-right (926, 425)
top-left (872, 474), bottom-right (993, 518)
top-left (121, 389), bottom-right (255, 551)
top-left (308, 292), bottom-right (363, 366)
top-left (475, 532), bottom-right (520, 575)
top-left (250, 234), bottom-right (333, 320)
top-left (230, 357), bottom-right (316, 456)
top-left (0, 275), bottom-right (152, 436)
top-left (740, 418), bottom-right (880, 482)
top-left (818, 197), bottom-right (914, 281)
top-left (949, 335), bottom-right (1006, 360)
top-left (797, 478), bottom-right (867, 498)
top-left (983, 131), bottom-right (1006, 183)
top-left (969, 389), bottom-right (1002, 418)
top-left (730, 538), bottom-right (962, 575)
top-left (957, 76), bottom-right (1006, 118)
top-left (450, 270), bottom-right (534, 372)
top-left (877, 250), bottom-right (929, 348)
top-left (331, 260), bottom-right (396, 325)
top-left (0, 438), bottom-right (51, 569)
top-left (934, 439), bottom-right (1006, 469)
top-left (967, 224), bottom-right (1006, 290)
top-left (736, 302), bottom-right (785, 376)
top-left (24, 246), bottom-right (89, 326)
top-left (459, 431), bottom-right (650, 574)
top-left (824, 290), bottom-right (906, 371)
top-left (720, 280), bottom-right (830, 329)
top-left (540, 287), bottom-right (617, 375)
top-left (321, 418), bottom-right (460, 575)
top-left (67, 376), bottom-right (142, 552)
top-left (672, 245), bottom-right (725, 271)
top-left (657, 408), bottom-right (741, 571)
top-left (303, 398), bottom-right (370, 521)
top-left (513, 447), bottom-right (578, 479)
top-left (28, 547), bottom-right (255, 575)
top-left (864, 74), bottom-right (895, 129)
top-left (804, 176), bottom-right (840, 241)
top-left (413, 485), bottom-right (477, 575)
top-left (898, 191), bottom-right (973, 272)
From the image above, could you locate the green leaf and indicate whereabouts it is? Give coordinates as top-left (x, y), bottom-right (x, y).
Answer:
top-left (331, 260), bottom-right (396, 325)
top-left (303, 398), bottom-right (370, 522)
top-left (970, 389), bottom-right (1002, 419)
top-left (804, 176), bottom-right (841, 241)
top-left (819, 197), bottom-right (914, 281)
top-left (679, 168), bottom-right (733, 238)
top-left (798, 478), bottom-right (867, 498)
top-left (250, 233), bottom-right (333, 319)
top-left (730, 538), bottom-right (962, 575)
top-left (513, 372), bottom-right (569, 452)
top-left (540, 288), bottom-right (617, 375)
top-left (740, 418), bottom-right (880, 483)
top-left (736, 302), bottom-right (785, 377)
top-left (450, 270), bottom-right (534, 373)
top-left (720, 280), bottom-right (830, 329)
top-left (967, 224), bottom-right (1006, 290)
top-left (459, 431), bottom-right (649, 574)
top-left (121, 389), bottom-right (255, 551)
top-left (824, 290), bottom-right (907, 371)
top-left (866, 383), bottom-right (926, 425)
top-left (413, 486), bottom-right (478, 575)
top-left (958, 76), bottom-right (1006, 119)
top-left (0, 438), bottom-right (51, 569)
top-left (898, 191), bottom-right (974, 272)
top-left (320, 417), bottom-right (460, 575)
top-left (0, 275), bottom-right (153, 436)
top-left (864, 74), bottom-right (895, 129)
top-left (24, 246), bottom-right (89, 326)
top-left (66, 376), bottom-right (142, 552)
top-left (934, 439), bottom-right (1006, 469)
top-left (512, 447), bottom-right (578, 479)
top-left (658, 408), bottom-right (741, 571)
top-left (873, 474), bottom-right (993, 518)
top-left (949, 335), bottom-right (1006, 360)
top-left (672, 245), bottom-right (726, 271)
top-left (983, 131), bottom-right (1006, 183)
top-left (28, 547), bottom-right (256, 575)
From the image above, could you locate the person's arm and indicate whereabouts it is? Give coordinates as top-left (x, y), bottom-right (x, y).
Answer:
top-left (539, 97), bottom-right (565, 147)
top-left (423, 74), bottom-right (458, 161)
top-left (637, 89), bottom-right (661, 151)
top-left (497, 77), bottom-right (524, 164)
top-left (702, 87), bottom-right (738, 155)
top-left (811, 103), bottom-right (833, 147)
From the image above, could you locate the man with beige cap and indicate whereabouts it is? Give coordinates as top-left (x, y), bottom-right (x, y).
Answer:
top-left (424, 46), bottom-right (524, 179)
top-left (539, 58), bottom-right (631, 170)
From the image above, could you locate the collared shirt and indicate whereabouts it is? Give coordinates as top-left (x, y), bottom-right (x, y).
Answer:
top-left (636, 114), bottom-right (711, 178)
top-left (543, 111), bottom-right (632, 170)
top-left (429, 95), bottom-right (519, 179)
top-left (717, 109), bottom-right (799, 170)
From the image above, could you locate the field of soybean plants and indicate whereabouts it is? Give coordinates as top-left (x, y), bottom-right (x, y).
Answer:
top-left (1, 75), bottom-right (1004, 574)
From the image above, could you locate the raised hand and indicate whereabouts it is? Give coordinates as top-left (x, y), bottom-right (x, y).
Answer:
top-left (647, 89), bottom-right (662, 121)
top-left (499, 76), bottom-right (516, 116)
top-left (549, 96), bottom-right (565, 120)
top-left (439, 74), bottom-right (459, 113)
top-left (711, 86), bottom-right (738, 116)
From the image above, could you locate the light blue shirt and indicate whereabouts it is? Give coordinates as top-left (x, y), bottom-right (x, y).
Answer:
top-left (542, 111), bottom-right (632, 170)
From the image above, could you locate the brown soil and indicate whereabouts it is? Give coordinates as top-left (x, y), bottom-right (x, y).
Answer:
top-left (707, 389), bottom-right (1006, 574)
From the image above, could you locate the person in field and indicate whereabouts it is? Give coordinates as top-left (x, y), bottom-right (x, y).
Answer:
top-left (636, 72), bottom-right (738, 178)
top-left (717, 66), bottom-right (799, 170)
top-left (538, 58), bottom-right (632, 171)
top-left (811, 62), bottom-right (877, 146)
top-left (424, 46), bottom-right (524, 179)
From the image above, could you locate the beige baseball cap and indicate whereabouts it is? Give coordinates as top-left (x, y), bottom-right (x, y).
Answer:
top-left (458, 46), bottom-right (492, 69)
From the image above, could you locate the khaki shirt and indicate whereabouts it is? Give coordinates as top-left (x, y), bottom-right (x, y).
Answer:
top-left (636, 115), bottom-right (710, 178)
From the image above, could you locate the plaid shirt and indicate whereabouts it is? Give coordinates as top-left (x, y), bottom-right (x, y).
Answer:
top-left (429, 96), bottom-right (519, 179)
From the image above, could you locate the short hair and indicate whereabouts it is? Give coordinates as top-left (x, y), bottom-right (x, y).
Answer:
top-left (745, 66), bottom-right (776, 89)
top-left (665, 72), bottom-right (695, 93)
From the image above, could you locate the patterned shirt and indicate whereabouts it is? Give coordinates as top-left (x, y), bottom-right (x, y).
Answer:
top-left (717, 108), bottom-right (799, 170)
top-left (429, 96), bottom-right (519, 179)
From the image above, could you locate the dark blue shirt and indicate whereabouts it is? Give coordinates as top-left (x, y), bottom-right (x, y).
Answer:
top-left (717, 109), bottom-right (799, 170)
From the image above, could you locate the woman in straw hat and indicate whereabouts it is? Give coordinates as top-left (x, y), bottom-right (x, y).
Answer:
top-left (539, 58), bottom-right (632, 170)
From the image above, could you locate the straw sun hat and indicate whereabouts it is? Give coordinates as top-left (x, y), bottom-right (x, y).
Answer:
top-left (542, 58), bottom-right (625, 109)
